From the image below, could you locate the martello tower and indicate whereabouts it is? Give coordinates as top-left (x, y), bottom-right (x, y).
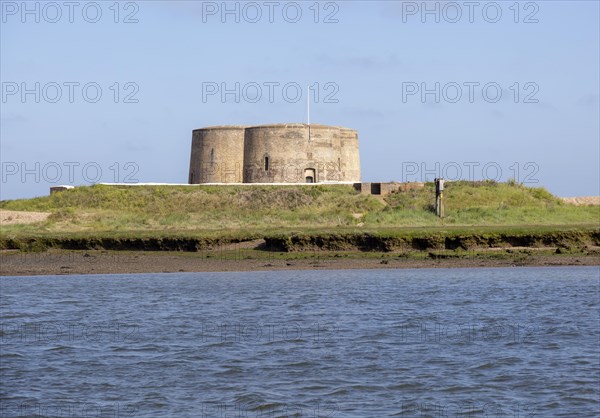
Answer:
top-left (188, 123), bottom-right (360, 184)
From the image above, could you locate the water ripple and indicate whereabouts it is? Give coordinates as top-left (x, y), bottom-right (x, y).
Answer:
top-left (1, 267), bottom-right (598, 417)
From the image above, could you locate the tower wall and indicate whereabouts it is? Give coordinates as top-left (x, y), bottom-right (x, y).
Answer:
top-left (243, 124), bottom-right (360, 183)
top-left (339, 128), bottom-right (361, 183)
top-left (188, 123), bottom-right (361, 184)
top-left (188, 126), bottom-right (245, 184)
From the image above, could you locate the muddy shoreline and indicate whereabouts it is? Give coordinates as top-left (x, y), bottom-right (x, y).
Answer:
top-left (1, 248), bottom-right (598, 276)
top-left (3, 227), bottom-right (599, 253)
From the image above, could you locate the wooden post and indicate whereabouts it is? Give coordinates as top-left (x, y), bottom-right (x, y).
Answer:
top-left (435, 178), bottom-right (445, 218)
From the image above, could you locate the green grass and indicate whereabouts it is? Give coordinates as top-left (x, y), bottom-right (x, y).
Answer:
top-left (0, 182), bottom-right (598, 238)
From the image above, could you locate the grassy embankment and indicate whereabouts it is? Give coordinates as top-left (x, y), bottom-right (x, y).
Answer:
top-left (1, 181), bottom-right (598, 253)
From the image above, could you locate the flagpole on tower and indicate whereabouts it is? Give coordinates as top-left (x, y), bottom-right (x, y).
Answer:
top-left (307, 84), bottom-right (311, 142)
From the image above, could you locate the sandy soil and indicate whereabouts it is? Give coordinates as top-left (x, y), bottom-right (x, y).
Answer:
top-left (560, 196), bottom-right (600, 206)
top-left (1, 249), bottom-right (598, 276)
top-left (0, 210), bottom-right (50, 225)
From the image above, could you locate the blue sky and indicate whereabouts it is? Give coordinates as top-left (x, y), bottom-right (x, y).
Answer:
top-left (1, 0), bottom-right (599, 199)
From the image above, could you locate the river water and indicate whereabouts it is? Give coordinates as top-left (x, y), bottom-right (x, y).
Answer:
top-left (1, 267), bottom-right (599, 417)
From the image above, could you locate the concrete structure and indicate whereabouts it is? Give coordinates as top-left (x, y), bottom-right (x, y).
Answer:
top-left (50, 185), bottom-right (75, 194)
top-left (354, 182), bottom-right (425, 196)
top-left (188, 123), bottom-right (360, 184)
